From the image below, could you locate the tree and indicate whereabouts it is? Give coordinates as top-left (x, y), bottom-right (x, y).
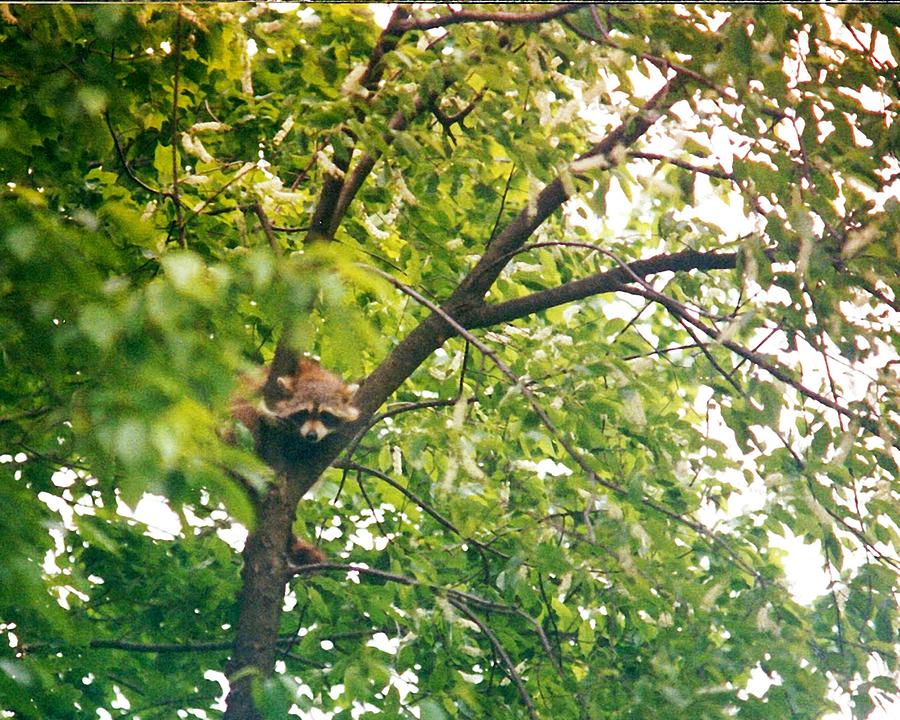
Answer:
top-left (1, 3), bottom-right (898, 718)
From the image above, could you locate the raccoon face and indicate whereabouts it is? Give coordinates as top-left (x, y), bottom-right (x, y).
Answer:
top-left (281, 403), bottom-right (356, 442)
top-left (269, 363), bottom-right (360, 443)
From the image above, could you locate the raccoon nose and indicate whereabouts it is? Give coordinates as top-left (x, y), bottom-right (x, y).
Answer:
top-left (300, 427), bottom-right (321, 441)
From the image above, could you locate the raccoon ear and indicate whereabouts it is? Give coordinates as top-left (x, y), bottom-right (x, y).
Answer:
top-left (276, 376), bottom-right (294, 392)
top-left (345, 383), bottom-right (359, 395)
top-left (297, 357), bottom-right (319, 373)
top-left (344, 405), bottom-right (360, 421)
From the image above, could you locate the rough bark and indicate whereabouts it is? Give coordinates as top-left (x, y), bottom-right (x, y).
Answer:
top-left (468, 249), bottom-right (741, 328)
top-left (223, 472), bottom-right (308, 720)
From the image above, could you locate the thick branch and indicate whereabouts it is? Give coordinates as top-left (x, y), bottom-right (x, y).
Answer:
top-left (328, 88), bottom-right (443, 237)
top-left (354, 75), bottom-right (687, 418)
top-left (223, 476), bottom-right (302, 720)
top-left (357, 6), bottom-right (409, 92)
top-left (303, 7), bottom-right (409, 245)
top-left (468, 248), bottom-right (739, 328)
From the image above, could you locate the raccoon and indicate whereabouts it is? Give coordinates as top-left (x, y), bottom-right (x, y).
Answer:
top-left (231, 357), bottom-right (360, 469)
top-left (269, 357), bottom-right (360, 442)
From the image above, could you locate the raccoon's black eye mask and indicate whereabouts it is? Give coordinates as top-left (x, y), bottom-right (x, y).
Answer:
top-left (284, 410), bottom-right (342, 426)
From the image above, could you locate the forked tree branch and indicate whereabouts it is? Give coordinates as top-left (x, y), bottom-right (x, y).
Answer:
top-left (367, 265), bottom-right (763, 581)
top-left (354, 74), bottom-right (688, 419)
top-left (302, 6), bottom-right (410, 245)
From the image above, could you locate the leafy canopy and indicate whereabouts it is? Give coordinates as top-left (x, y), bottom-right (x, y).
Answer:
top-left (1, 3), bottom-right (898, 720)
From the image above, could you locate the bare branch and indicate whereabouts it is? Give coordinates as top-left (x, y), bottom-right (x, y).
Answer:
top-left (487, 164), bottom-right (516, 248)
top-left (448, 598), bottom-right (540, 720)
top-left (584, 249), bottom-right (883, 442)
top-left (23, 629), bottom-right (387, 655)
top-left (104, 112), bottom-right (169, 198)
top-left (336, 459), bottom-right (507, 561)
top-left (560, 15), bottom-right (731, 96)
top-left (434, 90), bottom-right (484, 127)
top-left (338, 459), bottom-right (460, 535)
top-left (432, 90), bottom-right (485, 143)
top-left (468, 248), bottom-right (740, 328)
top-left (629, 151), bottom-right (732, 180)
top-left (251, 203), bottom-right (281, 255)
top-left (186, 163), bottom-right (258, 224)
top-left (371, 398), bottom-right (458, 424)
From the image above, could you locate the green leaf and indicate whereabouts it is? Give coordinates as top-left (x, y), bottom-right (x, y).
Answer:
top-left (418, 698), bottom-right (449, 720)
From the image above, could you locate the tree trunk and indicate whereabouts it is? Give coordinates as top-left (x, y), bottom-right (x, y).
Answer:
top-left (223, 473), bottom-right (305, 720)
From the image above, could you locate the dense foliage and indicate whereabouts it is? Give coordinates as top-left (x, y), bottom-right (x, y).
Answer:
top-left (1, 3), bottom-right (898, 719)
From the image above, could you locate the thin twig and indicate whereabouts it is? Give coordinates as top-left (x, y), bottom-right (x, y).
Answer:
top-left (251, 202), bottom-right (281, 255)
top-left (23, 629), bottom-right (386, 655)
top-left (448, 598), bottom-right (540, 720)
top-left (629, 151), bottom-right (732, 180)
top-left (336, 459), bottom-right (506, 559)
top-left (104, 113), bottom-right (169, 198)
top-left (487, 164), bottom-right (516, 248)
top-left (560, 15), bottom-right (731, 97)
top-left (337, 460), bottom-right (461, 537)
top-left (184, 162), bottom-right (258, 224)
top-left (171, 11), bottom-right (185, 247)
top-left (622, 282), bottom-right (895, 449)
top-left (0, 406), bottom-right (52, 425)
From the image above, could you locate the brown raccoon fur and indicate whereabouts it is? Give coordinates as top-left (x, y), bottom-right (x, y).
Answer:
top-left (231, 357), bottom-right (360, 471)
top-left (288, 535), bottom-right (327, 567)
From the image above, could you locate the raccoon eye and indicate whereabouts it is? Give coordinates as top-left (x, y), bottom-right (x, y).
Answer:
top-left (287, 410), bottom-right (310, 424)
top-left (319, 411), bottom-right (341, 426)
